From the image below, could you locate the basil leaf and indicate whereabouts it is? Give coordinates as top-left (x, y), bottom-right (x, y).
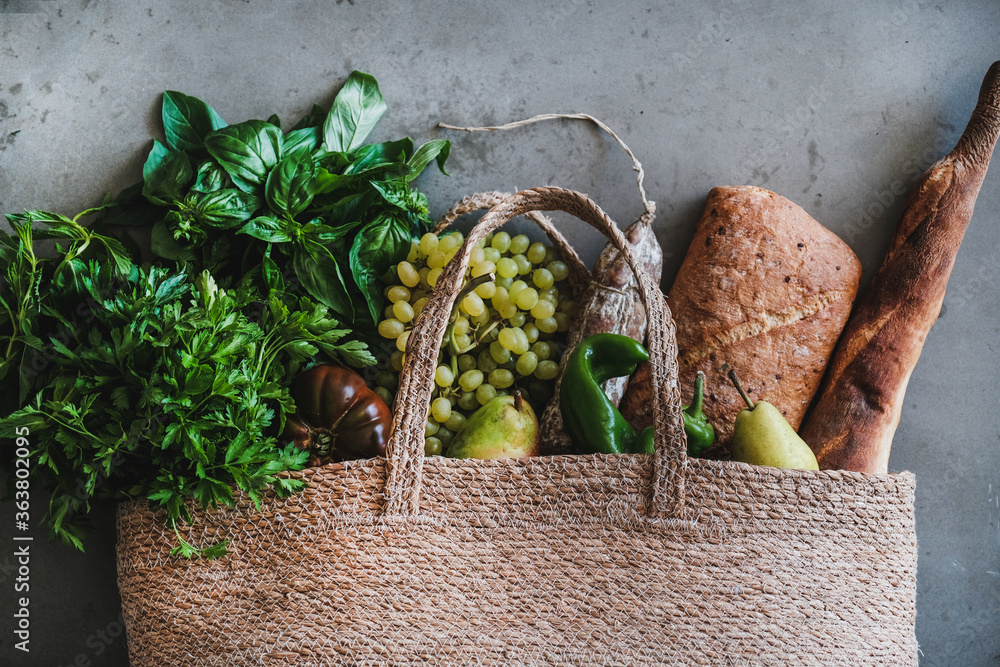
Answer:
top-left (238, 215), bottom-right (296, 244)
top-left (283, 126), bottom-right (322, 156)
top-left (192, 189), bottom-right (262, 228)
top-left (345, 138), bottom-right (413, 176)
top-left (142, 140), bottom-right (194, 206)
top-left (162, 91), bottom-right (226, 156)
top-left (265, 149), bottom-right (316, 219)
top-left (349, 212), bottom-right (410, 323)
top-left (323, 71), bottom-right (386, 153)
top-left (293, 247), bottom-right (354, 320)
top-left (370, 180), bottom-right (414, 211)
top-left (204, 120), bottom-right (283, 194)
top-left (312, 168), bottom-right (359, 196)
top-left (260, 249), bottom-right (284, 292)
top-left (406, 139), bottom-right (451, 181)
top-left (150, 219), bottom-right (196, 261)
top-left (190, 161), bottom-right (230, 194)
top-left (302, 218), bottom-right (344, 245)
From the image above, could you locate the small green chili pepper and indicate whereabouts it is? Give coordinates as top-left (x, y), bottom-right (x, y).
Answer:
top-left (682, 370), bottom-right (716, 457)
top-left (560, 333), bottom-right (655, 455)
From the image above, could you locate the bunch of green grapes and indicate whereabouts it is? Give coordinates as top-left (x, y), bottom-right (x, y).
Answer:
top-left (373, 229), bottom-right (578, 456)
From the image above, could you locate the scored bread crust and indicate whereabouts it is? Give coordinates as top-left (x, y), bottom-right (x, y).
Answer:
top-left (662, 185), bottom-right (861, 457)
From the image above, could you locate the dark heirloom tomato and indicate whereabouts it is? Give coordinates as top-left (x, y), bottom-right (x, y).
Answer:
top-left (283, 364), bottom-right (391, 463)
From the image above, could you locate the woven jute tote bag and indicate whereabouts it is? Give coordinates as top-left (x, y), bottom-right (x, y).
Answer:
top-left (116, 187), bottom-right (918, 666)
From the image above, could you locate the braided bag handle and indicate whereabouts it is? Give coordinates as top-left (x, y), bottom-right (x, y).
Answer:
top-left (383, 187), bottom-right (688, 519)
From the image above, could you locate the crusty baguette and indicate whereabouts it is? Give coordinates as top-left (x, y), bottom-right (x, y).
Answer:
top-left (801, 61), bottom-right (1000, 474)
top-left (621, 186), bottom-right (861, 458)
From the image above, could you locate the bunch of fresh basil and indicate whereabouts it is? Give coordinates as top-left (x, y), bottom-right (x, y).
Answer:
top-left (123, 70), bottom-right (449, 327)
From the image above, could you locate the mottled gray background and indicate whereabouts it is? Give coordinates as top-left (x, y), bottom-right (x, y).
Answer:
top-left (1, 1), bottom-right (998, 665)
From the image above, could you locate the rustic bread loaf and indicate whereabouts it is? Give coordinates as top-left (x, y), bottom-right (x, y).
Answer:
top-left (621, 185), bottom-right (861, 457)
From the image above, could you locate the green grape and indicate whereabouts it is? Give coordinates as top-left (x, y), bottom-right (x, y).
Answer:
top-left (515, 351), bottom-right (539, 376)
top-left (459, 369), bottom-right (485, 392)
top-left (491, 286), bottom-right (510, 309)
top-left (498, 300), bottom-right (518, 320)
top-left (427, 267), bottom-right (444, 287)
top-left (491, 231), bottom-right (511, 253)
top-left (395, 330), bottom-right (411, 351)
top-left (489, 368), bottom-right (515, 389)
top-left (509, 234), bottom-right (530, 254)
top-left (508, 312), bottom-right (526, 328)
top-left (471, 259), bottom-right (496, 278)
top-left (444, 412), bottom-right (466, 433)
top-left (418, 267), bottom-right (431, 288)
top-left (413, 297), bottom-right (430, 317)
top-left (512, 253), bottom-right (532, 275)
top-left (425, 420), bottom-right (440, 437)
top-left (383, 304), bottom-right (396, 321)
top-left (536, 316), bottom-right (558, 334)
top-left (378, 318), bottom-right (405, 339)
top-left (391, 350), bottom-right (406, 370)
top-left (476, 383), bottom-right (497, 405)
top-left (523, 322), bottom-right (540, 344)
top-left (461, 293), bottom-right (485, 317)
top-left (496, 257), bottom-right (518, 279)
top-left (535, 360), bottom-right (559, 380)
top-left (471, 309), bottom-right (490, 327)
top-left (436, 426), bottom-right (455, 446)
top-left (527, 242), bottom-right (547, 264)
top-left (431, 396), bottom-right (452, 422)
top-left (477, 350), bottom-right (498, 373)
top-left (457, 391), bottom-right (479, 412)
top-left (532, 268), bottom-right (554, 289)
top-left (453, 316), bottom-right (471, 335)
top-left (480, 325), bottom-right (499, 343)
top-left (469, 245), bottom-right (485, 266)
top-left (374, 386), bottom-right (393, 405)
top-left (392, 300), bottom-right (415, 323)
top-left (387, 285), bottom-right (411, 304)
top-left (512, 328), bottom-right (530, 354)
top-left (457, 353), bottom-right (477, 373)
top-left (490, 341), bottom-right (511, 364)
top-left (539, 287), bottom-right (559, 303)
top-left (427, 250), bottom-right (448, 269)
top-left (454, 332), bottom-right (472, 350)
top-left (474, 281), bottom-right (496, 299)
top-left (496, 276), bottom-right (513, 290)
top-left (515, 287), bottom-right (539, 310)
top-left (483, 247), bottom-right (501, 263)
top-left (439, 233), bottom-right (460, 254)
top-left (530, 299), bottom-right (555, 320)
top-left (424, 437), bottom-right (443, 456)
top-left (419, 232), bottom-right (439, 256)
top-left (434, 365), bottom-right (455, 388)
top-left (555, 312), bottom-right (571, 332)
top-left (530, 341), bottom-right (551, 360)
top-left (543, 246), bottom-right (557, 264)
top-left (406, 243), bottom-right (420, 265)
top-left (498, 327), bottom-right (520, 351)
top-left (547, 260), bottom-right (570, 282)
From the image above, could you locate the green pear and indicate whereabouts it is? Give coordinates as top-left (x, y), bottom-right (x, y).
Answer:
top-left (446, 391), bottom-right (539, 460)
top-left (727, 369), bottom-right (819, 470)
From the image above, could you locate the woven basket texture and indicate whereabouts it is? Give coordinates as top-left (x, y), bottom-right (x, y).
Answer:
top-left (116, 187), bottom-right (918, 666)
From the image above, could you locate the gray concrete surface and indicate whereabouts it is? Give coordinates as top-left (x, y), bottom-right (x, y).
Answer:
top-left (1, 1), bottom-right (998, 665)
